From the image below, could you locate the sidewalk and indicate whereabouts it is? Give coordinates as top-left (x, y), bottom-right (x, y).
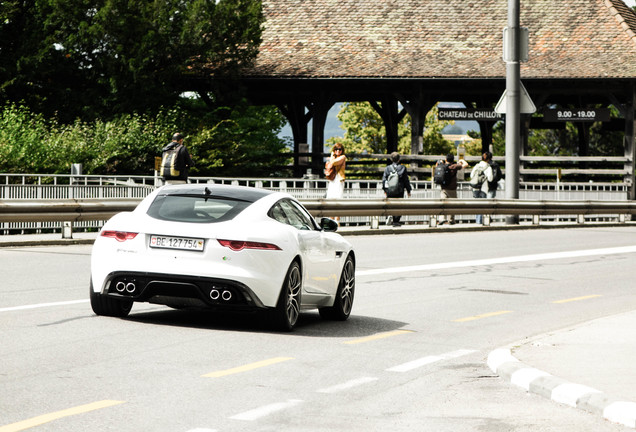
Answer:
top-left (2, 228), bottom-right (636, 428)
top-left (489, 311), bottom-right (636, 428)
top-left (0, 231), bottom-right (98, 247)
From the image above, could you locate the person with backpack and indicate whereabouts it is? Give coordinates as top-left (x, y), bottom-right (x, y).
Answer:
top-left (435, 153), bottom-right (468, 225)
top-left (382, 152), bottom-right (411, 227)
top-left (487, 156), bottom-right (503, 198)
top-left (470, 151), bottom-right (494, 224)
top-left (161, 133), bottom-right (195, 184)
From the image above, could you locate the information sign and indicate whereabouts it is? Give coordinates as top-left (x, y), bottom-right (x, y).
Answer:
top-left (438, 109), bottom-right (503, 121)
top-left (543, 108), bottom-right (610, 122)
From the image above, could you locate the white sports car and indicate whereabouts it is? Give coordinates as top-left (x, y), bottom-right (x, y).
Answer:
top-left (90, 184), bottom-right (355, 331)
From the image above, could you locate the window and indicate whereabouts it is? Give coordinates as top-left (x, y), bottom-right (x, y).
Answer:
top-left (147, 194), bottom-right (251, 223)
top-left (268, 199), bottom-right (318, 231)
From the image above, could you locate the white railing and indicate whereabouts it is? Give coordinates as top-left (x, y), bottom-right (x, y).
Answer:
top-left (2, 173), bottom-right (628, 200)
top-left (0, 173), bottom-right (631, 234)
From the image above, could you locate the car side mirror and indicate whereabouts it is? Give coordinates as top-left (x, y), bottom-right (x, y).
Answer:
top-left (320, 217), bottom-right (339, 232)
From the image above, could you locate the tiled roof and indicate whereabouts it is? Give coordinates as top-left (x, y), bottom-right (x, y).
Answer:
top-left (249, 0), bottom-right (636, 79)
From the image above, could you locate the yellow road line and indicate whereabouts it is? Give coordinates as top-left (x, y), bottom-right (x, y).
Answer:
top-left (0, 400), bottom-right (125, 432)
top-left (453, 310), bottom-right (513, 322)
top-left (343, 329), bottom-right (414, 345)
top-left (552, 294), bottom-right (602, 304)
top-left (202, 356), bottom-right (294, 378)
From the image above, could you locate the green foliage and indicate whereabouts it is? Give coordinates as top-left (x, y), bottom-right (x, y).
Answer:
top-left (0, 102), bottom-right (183, 174)
top-left (189, 104), bottom-right (291, 177)
top-left (329, 102), bottom-right (389, 154)
top-left (0, 102), bottom-right (288, 176)
top-left (0, 104), bottom-right (50, 172)
top-left (327, 102), bottom-right (454, 156)
top-left (0, 0), bottom-right (264, 122)
top-left (419, 104), bottom-right (455, 156)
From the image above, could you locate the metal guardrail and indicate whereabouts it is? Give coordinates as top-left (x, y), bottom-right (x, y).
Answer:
top-left (300, 199), bottom-right (636, 218)
top-left (0, 199), bottom-right (141, 223)
top-left (1, 198), bottom-right (635, 224)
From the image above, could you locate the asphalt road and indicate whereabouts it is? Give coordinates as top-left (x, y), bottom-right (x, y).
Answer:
top-left (2, 227), bottom-right (636, 431)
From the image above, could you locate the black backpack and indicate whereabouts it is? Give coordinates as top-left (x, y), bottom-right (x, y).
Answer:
top-left (490, 161), bottom-right (503, 184)
top-left (433, 162), bottom-right (451, 186)
top-left (161, 143), bottom-right (184, 179)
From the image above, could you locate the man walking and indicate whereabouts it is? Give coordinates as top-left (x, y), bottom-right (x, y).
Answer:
top-left (161, 133), bottom-right (195, 184)
top-left (382, 152), bottom-right (412, 227)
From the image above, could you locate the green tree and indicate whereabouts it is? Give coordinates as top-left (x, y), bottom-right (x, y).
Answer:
top-left (327, 102), bottom-right (454, 155)
top-left (420, 104), bottom-right (455, 156)
top-left (0, 101), bottom-right (288, 176)
top-left (0, 0), bottom-right (263, 122)
top-left (189, 103), bottom-right (290, 177)
top-left (0, 102), bottom-right (184, 174)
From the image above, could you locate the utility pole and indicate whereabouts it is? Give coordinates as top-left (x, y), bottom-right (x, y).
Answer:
top-left (495, 0), bottom-right (535, 223)
top-left (505, 0), bottom-right (521, 225)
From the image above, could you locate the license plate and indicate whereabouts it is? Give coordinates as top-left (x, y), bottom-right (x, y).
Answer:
top-left (149, 235), bottom-right (205, 251)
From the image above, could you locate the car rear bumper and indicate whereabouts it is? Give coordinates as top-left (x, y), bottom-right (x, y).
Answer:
top-left (99, 271), bottom-right (269, 310)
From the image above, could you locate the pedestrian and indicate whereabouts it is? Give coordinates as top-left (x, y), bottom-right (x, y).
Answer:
top-left (487, 154), bottom-right (503, 198)
top-left (382, 151), bottom-right (412, 227)
top-left (436, 153), bottom-right (468, 225)
top-left (325, 143), bottom-right (347, 220)
top-left (470, 151), bottom-right (494, 224)
top-left (160, 133), bottom-right (195, 184)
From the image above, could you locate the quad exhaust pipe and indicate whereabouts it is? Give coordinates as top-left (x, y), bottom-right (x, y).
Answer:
top-left (114, 280), bottom-right (233, 302)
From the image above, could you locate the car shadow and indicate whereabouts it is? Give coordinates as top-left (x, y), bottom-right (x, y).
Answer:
top-left (123, 307), bottom-right (408, 338)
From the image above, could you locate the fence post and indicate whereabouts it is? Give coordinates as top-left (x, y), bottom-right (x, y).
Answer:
top-left (62, 221), bottom-right (73, 239)
top-left (370, 216), bottom-right (379, 229)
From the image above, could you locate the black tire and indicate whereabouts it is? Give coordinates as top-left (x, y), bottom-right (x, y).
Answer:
top-left (273, 261), bottom-right (302, 331)
top-left (90, 281), bottom-right (133, 318)
top-left (319, 254), bottom-right (355, 321)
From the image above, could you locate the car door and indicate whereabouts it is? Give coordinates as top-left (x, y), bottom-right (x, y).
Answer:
top-left (276, 199), bottom-right (335, 295)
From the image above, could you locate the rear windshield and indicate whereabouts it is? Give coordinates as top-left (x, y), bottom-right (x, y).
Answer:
top-left (147, 194), bottom-right (251, 223)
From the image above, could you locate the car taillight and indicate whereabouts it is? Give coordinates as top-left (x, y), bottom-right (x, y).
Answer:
top-left (218, 239), bottom-right (281, 251)
top-left (101, 230), bottom-right (138, 242)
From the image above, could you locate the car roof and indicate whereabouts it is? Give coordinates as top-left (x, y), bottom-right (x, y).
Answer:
top-left (159, 184), bottom-right (275, 203)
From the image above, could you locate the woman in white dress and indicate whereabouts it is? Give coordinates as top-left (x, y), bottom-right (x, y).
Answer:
top-left (325, 143), bottom-right (347, 212)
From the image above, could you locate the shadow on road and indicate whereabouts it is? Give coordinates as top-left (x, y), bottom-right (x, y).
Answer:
top-left (122, 307), bottom-right (408, 338)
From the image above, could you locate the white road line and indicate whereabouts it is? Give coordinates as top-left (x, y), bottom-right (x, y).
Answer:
top-left (386, 349), bottom-right (477, 372)
top-left (0, 299), bottom-right (89, 313)
top-left (357, 245), bottom-right (636, 277)
top-left (229, 399), bottom-right (304, 421)
top-left (316, 377), bottom-right (379, 394)
top-left (6, 245), bottom-right (635, 313)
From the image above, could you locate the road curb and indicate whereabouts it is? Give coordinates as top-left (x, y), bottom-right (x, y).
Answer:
top-left (488, 348), bottom-right (636, 428)
top-left (0, 238), bottom-right (96, 247)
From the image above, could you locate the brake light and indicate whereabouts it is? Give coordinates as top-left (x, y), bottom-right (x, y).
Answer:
top-left (101, 230), bottom-right (139, 242)
top-left (218, 239), bottom-right (281, 251)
